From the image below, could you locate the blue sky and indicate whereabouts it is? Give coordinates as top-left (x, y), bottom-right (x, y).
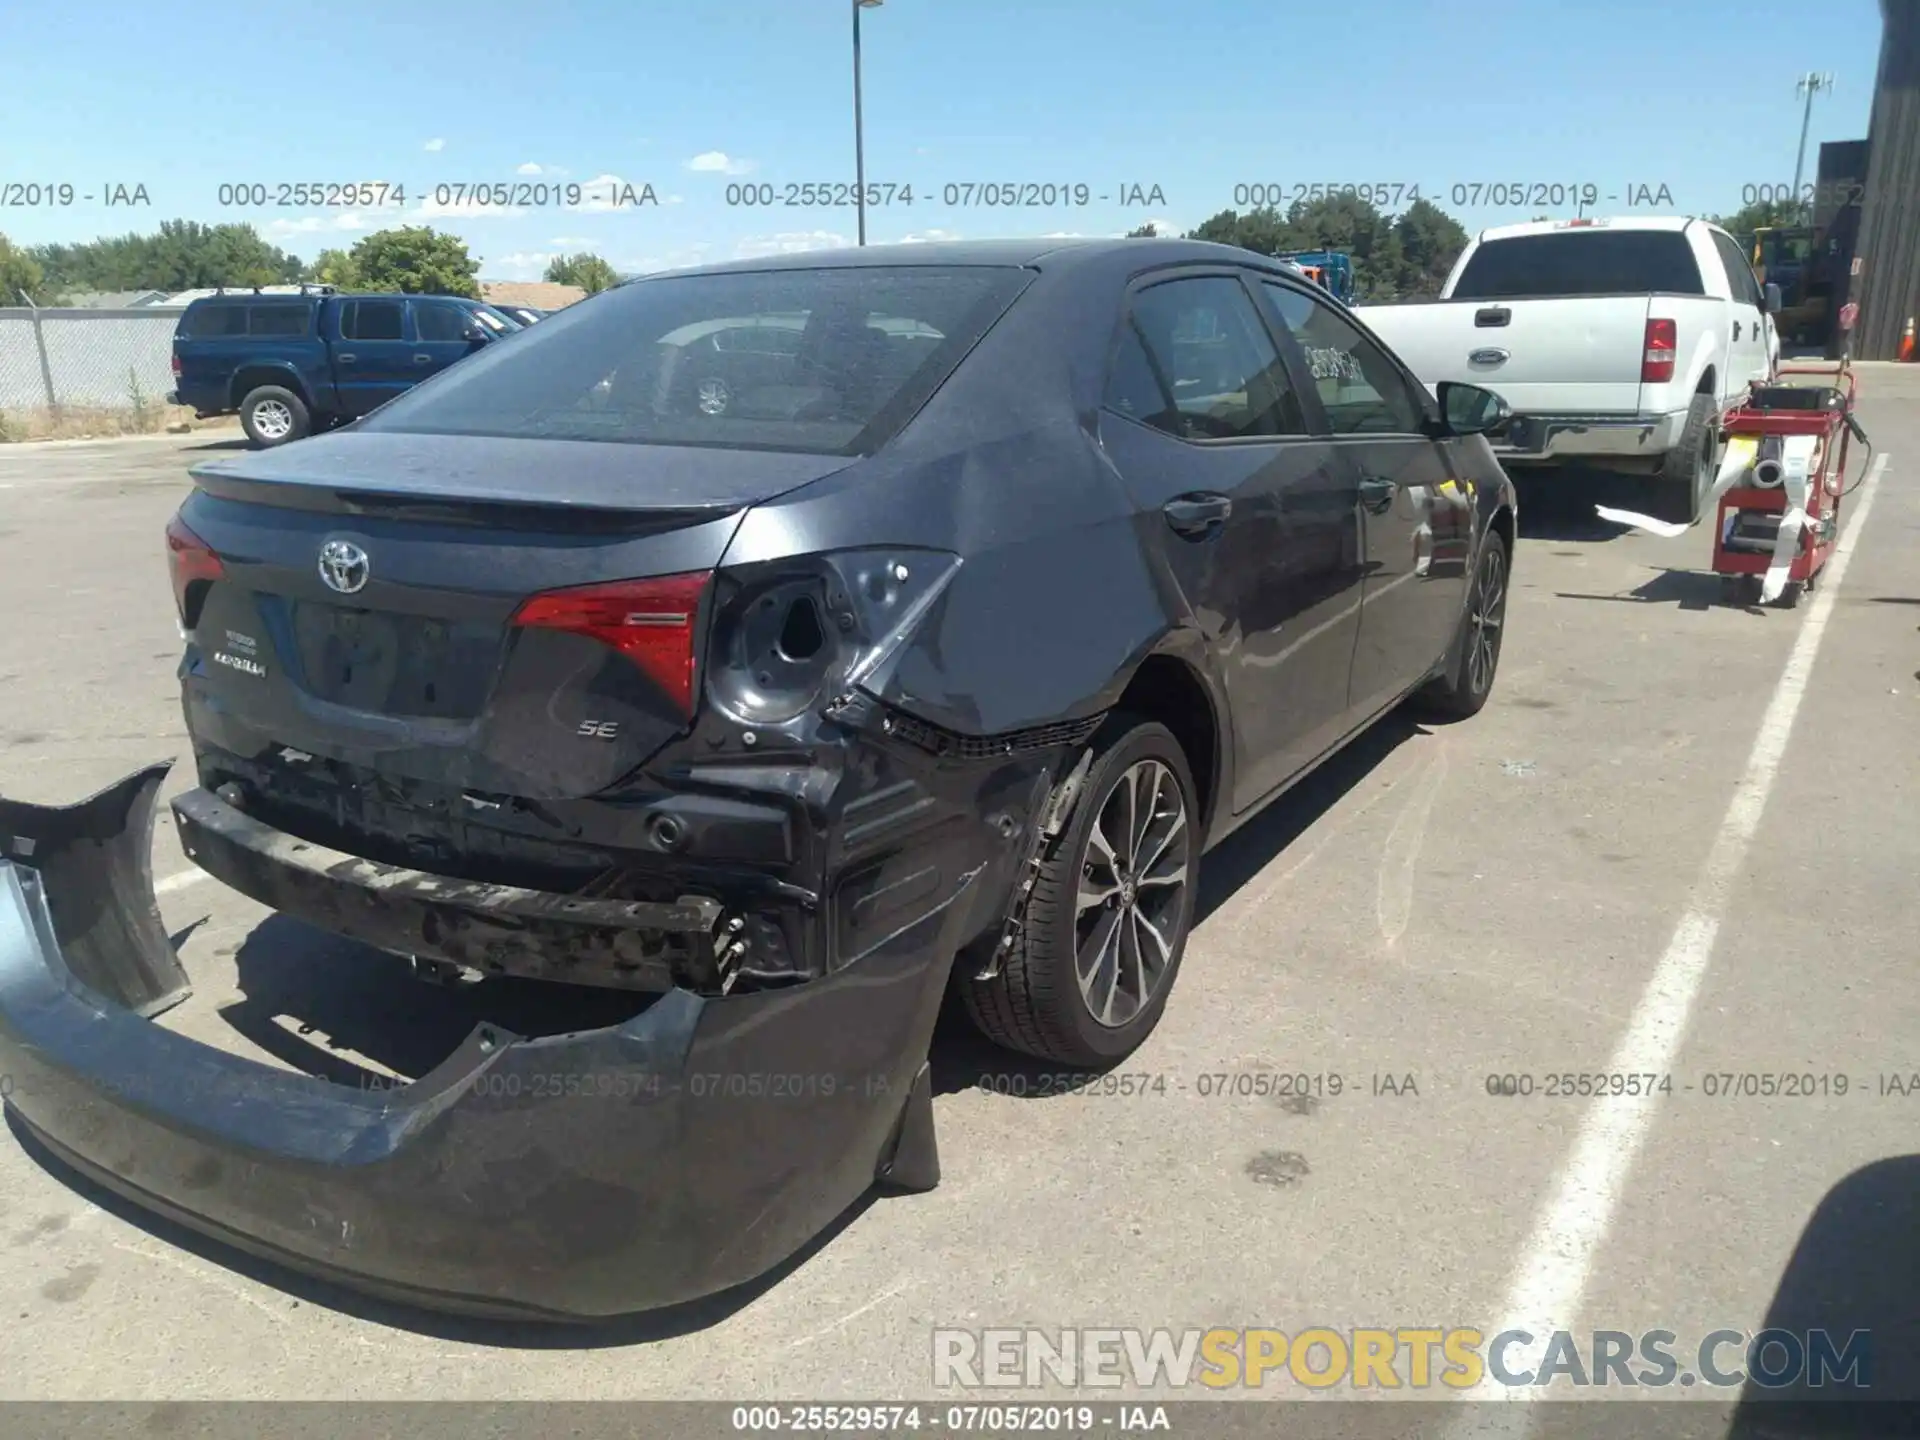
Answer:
top-left (0, 0), bottom-right (1884, 281)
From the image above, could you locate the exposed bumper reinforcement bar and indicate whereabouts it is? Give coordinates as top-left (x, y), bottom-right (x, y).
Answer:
top-left (0, 763), bottom-right (955, 1321)
top-left (171, 785), bottom-right (726, 992)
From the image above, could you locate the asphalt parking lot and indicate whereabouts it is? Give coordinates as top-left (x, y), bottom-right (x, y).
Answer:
top-left (0, 376), bottom-right (1915, 1411)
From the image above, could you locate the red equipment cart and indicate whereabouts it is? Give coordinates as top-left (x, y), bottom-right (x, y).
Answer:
top-left (1712, 361), bottom-right (1864, 609)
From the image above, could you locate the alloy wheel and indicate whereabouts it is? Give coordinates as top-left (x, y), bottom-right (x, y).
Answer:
top-left (1074, 759), bottom-right (1191, 1029)
top-left (696, 378), bottom-right (731, 416)
top-left (1468, 541), bottom-right (1507, 697)
top-left (253, 401), bottom-right (293, 440)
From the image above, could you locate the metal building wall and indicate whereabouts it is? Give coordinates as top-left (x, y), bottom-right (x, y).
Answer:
top-left (1856, 0), bottom-right (1920, 357)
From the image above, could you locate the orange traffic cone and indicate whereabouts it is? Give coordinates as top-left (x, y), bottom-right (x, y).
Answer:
top-left (1900, 318), bottom-right (1916, 362)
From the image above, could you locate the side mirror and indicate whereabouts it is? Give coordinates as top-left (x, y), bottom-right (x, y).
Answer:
top-left (1763, 283), bottom-right (1783, 315)
top-left (1435, 380), bottom-right (1511, 437)
top-left (462, 323), bottom-right (489, 344)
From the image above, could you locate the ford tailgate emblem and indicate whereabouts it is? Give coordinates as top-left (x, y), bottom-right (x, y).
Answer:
top-left (1470, 347), bottom-right (1510, 365)
top-left (319, 539), bottom-right (371, 595)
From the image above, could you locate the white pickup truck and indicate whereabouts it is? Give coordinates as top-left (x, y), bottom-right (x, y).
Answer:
top-left (1356, 216), bottom-right (1781, 518)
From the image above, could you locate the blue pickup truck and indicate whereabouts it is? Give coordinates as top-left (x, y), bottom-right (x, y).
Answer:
top-left (168, 286), bottom-right (523, 447)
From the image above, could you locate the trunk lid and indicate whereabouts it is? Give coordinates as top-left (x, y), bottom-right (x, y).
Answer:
top-left (177, 430), bottom-right (856, 801)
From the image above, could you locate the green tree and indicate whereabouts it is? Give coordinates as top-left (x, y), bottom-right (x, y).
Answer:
top-left (543, 252), bottom-right (620, 293)
top-left (1711, 197), bottom-right (1808, 247)
top-left (1124, 222), bottom-right (1161, 238)
top-left (1384, 198), bottom-right (1470, 299)
top-left (0, 232), bottom-right (47, 305)
top-left (345, 226), bottom-right (480, 296)
top-left (30, 221), bottom-right (302, 293)
top-left (307, 248), bottom-right (363, 288)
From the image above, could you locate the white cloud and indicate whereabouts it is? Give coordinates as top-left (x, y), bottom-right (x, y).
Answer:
top-left (619, 243), bottom-right (715, 276)
top-left (266, 212), bottom-right (369, 237)
top-left (423, 137), bottom-right (446, 152)
top-left (517, 162), bottom-right (543, 175)
top-left (897, 228), bottom-right (963, 245)
top-left (685, 150), bottom-right (755, 176)
top-left (1126, 217), bottom-right (1180, 237)
top-left (548, 235), bottom-right (598, 247)
top-left (732, 230), bottom-right (849, 259)
top-left (665, 194), bottom-right (685, 205)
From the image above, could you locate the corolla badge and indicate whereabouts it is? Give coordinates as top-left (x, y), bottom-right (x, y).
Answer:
top-left (318, 539), bottom-right (371, 595)
top-left (1469, 347), bottom-right (1510, 365)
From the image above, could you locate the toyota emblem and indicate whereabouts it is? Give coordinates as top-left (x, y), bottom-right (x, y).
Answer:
top-left (318, 539), bottom-right (371, 595)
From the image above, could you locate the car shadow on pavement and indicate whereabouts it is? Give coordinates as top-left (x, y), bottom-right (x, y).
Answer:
top-left (1507, 463), bottom-right (1712, 543)
top-left (181, 439), bottom-right (250, 452)
top-left (1723, 1154), bottom-right (1920, 1436)
top-left (927, 710), bottom-right (1426, 1096)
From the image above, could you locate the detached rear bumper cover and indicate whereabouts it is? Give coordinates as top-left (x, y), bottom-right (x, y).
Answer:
top-left (0, 764), bottom-right (952, 1321)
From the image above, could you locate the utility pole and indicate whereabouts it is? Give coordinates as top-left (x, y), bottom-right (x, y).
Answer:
top-left (1792, 72), bottom-right (1835, 216)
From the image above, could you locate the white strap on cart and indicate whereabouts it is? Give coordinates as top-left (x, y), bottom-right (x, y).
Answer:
top-left (1758, 435), bottom-right (1820, 603)
top-left (1594, 436), bottom-right (1761, 538)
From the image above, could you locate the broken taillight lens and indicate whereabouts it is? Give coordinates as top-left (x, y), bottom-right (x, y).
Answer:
top-left (510, 570), bottom-right (713, 717)
top-left (165, 513), bottom-right (225, 625)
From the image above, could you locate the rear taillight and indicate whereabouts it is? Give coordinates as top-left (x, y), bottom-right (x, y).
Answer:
top-left (510, 571), bottom-right (712, 716)
top-left (170, 353), bottom-right (182, 377)
top-left (1642, 318), bottom-right (1677, 384)
top-left (165, 514), bottom-right (224, 625)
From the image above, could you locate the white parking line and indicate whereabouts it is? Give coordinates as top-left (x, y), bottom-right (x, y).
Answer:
top-left (153, 869), bottom-right (208, 895)
top-left (1457, 451), bottom-right (1889, 1425)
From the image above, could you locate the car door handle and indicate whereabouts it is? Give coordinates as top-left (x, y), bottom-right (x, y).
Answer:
top-left (337, 352), bottom-right (356, 364)
top-left (1163, 493), bottom-right (1232, 537)
top-left (1358, 477), bottom-right (1397, 513)
top-left (414, 354), bottom-right (433, 364)
top-left (1733, 321), bottom-right (1742, 341)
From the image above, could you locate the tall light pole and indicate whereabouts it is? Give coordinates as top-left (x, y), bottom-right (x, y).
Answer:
top-left (853, 0), bottom-right (882, 246)
top-left (1791, 71), bottom-right (1835, 216)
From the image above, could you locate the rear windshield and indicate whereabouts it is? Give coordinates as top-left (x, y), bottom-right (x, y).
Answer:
top-left (356, 265), bottom-right (1031, 454)
top-left (1451, 231), bottom-right (1706, 300)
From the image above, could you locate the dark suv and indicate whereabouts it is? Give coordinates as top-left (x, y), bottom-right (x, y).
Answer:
top-left (169, 288), bottom-right (522, 447)
top-left (1, 239), bottom-right (1516, 1320)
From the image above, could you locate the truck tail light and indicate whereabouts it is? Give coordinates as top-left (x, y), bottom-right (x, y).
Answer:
top-left (165, 514), bottom-right (225, 626)
top-left (510, 571), bottom-right (713, 718)
top-left (170, 353), bottom-right (182, 377)
top-left (1642, 318), bottom-right (1677, 384)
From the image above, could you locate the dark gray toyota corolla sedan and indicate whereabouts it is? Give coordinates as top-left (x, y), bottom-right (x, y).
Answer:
top-left (0, 238), bottom-right (1515, 1320)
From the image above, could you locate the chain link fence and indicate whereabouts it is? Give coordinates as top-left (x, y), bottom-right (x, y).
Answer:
top-left (0, 309), bottom-right (184, 434)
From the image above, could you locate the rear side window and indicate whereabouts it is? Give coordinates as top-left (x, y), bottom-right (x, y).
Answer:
top-left (180, 304), bottom-right (245, 337)
top-left (341, 300), bottom-right (405, 341)
top-left (355, 265), bottom-right (1032, 455)
top-left (1710, 231), bottom-right (1764, 307)
top-left (1118, 276), bottom-right (1308, 440)
top-left (248, 305), bottom-right (310, 337)
top-left (1451, 231), bottom-right (1706, 299)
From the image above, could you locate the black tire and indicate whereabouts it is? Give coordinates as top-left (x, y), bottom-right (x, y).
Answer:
top-left (963, 715), bottom-right (1200, 1067)
top-left (1412, 527), bottom-right (1510, 720)
top-left (240, 385), bottom-right (311, 448)
top-left (1653, 391), bottom-right (1720, 526)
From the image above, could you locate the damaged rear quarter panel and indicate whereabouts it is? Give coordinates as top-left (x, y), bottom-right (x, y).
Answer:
top-left (718, 258), bottom-right (1194, 740)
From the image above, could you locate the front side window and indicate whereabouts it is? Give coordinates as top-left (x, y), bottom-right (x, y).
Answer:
top-left (1116, 276), bottom-right (1307, 440)
top-left (355, 265), bottom-right (1030, 455)
top-left (1261, 282), bottom-right (1426, 436)
top-left (413, 303), bottom-right (469, 343)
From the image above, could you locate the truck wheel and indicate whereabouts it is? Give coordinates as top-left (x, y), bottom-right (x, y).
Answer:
top-left (240, 386), bottom-right (311, 447)
top-left (963, 716), bottom-right (1200, 1068)
top-left (1654, 392), bottom-right (1719, 526)
top-left (1412, 527), bottom-right (1509, 721)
